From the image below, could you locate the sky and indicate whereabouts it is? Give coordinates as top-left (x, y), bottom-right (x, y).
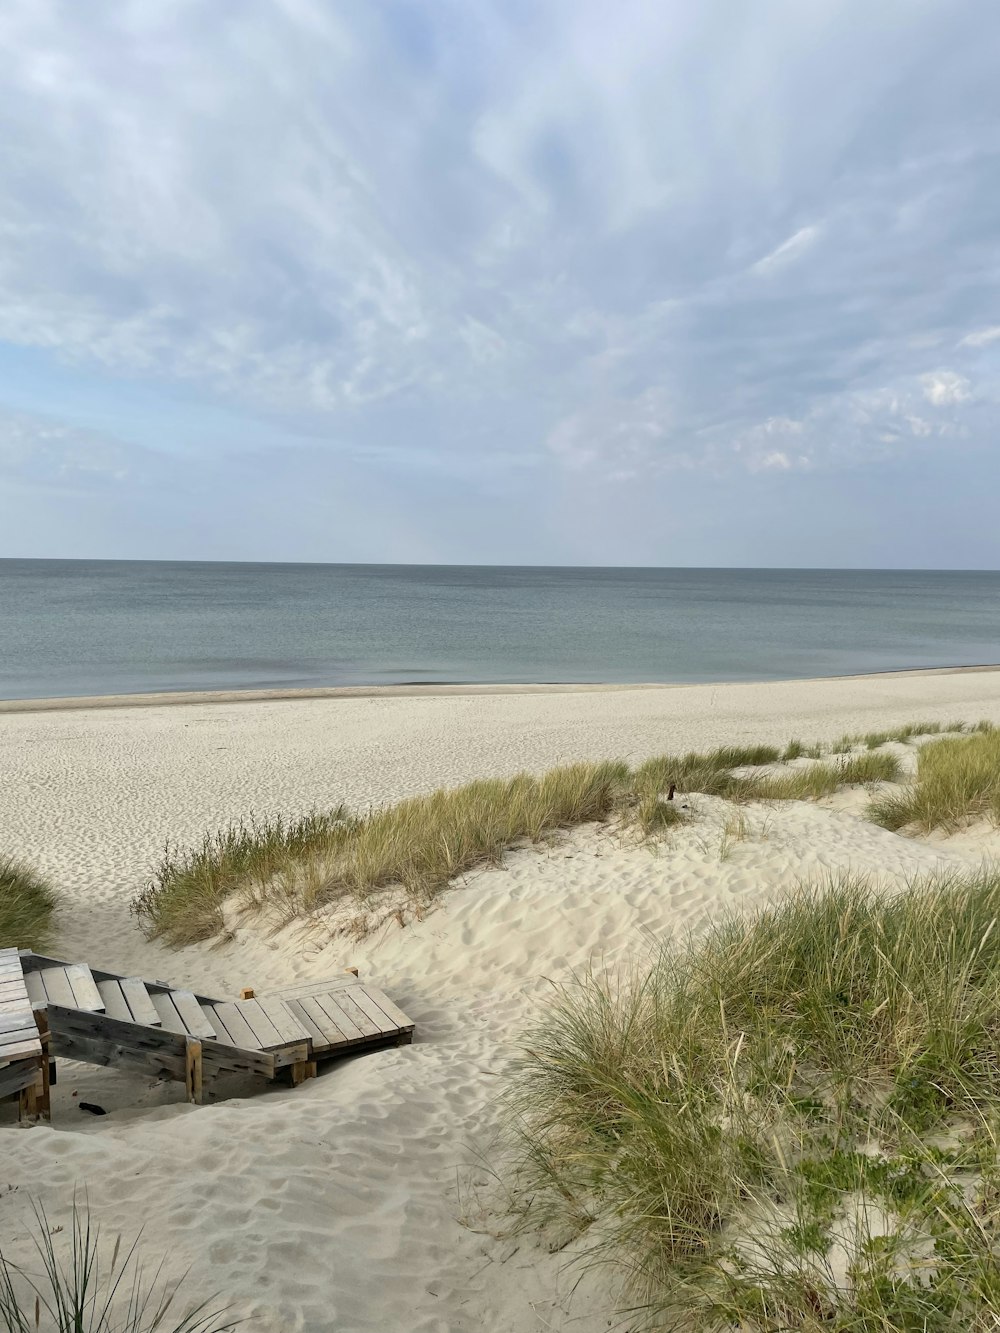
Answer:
top-left (1, 0), bottom-right (999, 568)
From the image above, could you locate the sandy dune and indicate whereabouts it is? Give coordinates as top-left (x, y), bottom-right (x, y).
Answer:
top-left (3, 671), bottom-right (1000, 1332)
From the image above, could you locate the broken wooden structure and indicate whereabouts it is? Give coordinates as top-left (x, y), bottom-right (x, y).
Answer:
top-left (4, 950), bottom-right (414, 1118)
top-left (0, 948), bottom-right (50, 1120)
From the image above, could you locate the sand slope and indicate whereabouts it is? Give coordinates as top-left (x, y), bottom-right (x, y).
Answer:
top-left (2, 674), bottom-right (1000, 1331)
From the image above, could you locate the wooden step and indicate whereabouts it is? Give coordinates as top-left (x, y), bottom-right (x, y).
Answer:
top-left (144, 991), bottom-right (211, 1040)
top-left (96, 980), bottom-right (132, 1023)
top-left (23, 973), bottom-right (46, 1008)
top-left (30, 965), bottom-right (104, 1013)
top-left (120, 978), bottom-right (161, 1027)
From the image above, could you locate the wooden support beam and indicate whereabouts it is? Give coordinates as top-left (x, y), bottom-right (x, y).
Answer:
top-left (240, 987), bottom-right (255, 1000)
top-left (185, 1037), bottom-right (203, 1105)
top-left (34, 1009), bottom-right (51, 1121)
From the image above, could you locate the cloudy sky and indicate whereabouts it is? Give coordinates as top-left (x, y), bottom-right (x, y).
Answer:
top-left (1, 0), bottom-right (998, 567)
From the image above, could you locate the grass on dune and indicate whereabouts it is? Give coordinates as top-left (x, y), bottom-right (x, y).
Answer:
top-left (504, 868), bottom-right (1000, 1330)
top-left (0, 1199), bottom-right (234, 1332)
top-left (0, 854), bottom-right (56, 951)
top-left (134, 739), bottom-right (906, 947)
top-left (869, 725), bottom-right (1000, 833)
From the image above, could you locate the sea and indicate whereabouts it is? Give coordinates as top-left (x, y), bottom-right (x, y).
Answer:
top-left (1, 560), bottom-right (998, 701)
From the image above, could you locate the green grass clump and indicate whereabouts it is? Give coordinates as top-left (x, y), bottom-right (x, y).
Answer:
top-left (505, 869), bottom-right (1000, 1329)
top-left (748, 750), bottom-right (901, 801)
top-left (131, 810), bottom-right (350, 946)
top-left (0, 855), bottom-right (56, 951)
top-left (0, 1199), bottom-right (233, 1331)
top-left (135, 738), bottom-right (910, 948)
top-left (133, 764), bottom-right (630, 946)
top-left (868, 727), bottom-right (1000, 833)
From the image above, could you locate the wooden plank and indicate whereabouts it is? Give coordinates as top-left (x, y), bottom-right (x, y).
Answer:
top-left (328, 990), bottom-right (380, 1040)
top-left (120, 979), bottom-right (161, 1027)
top-left (0, 1060), bottom-right (41, 1101)
top-left (96, 980), bottom-right (132, 1023)
top-left (150, 992), bottom-right (187, 1035)
top-left (40, 968), bottom-right (76, 1009)
top-left (64, 964), bottom-right (104, 1012)
top-left (0, 1036), bottom-right (42, 1061)
top-left (200, 1005), bottom-right (237, 1047)
top-left (231, 999), bottom-right (285, 1049)
top-left (0, 1026), bottom-right (38, 1048)
top-left (211, 1003), bottom-right (264, 1051)
top-left (311, 992), bottom-right (367, 1043)
top-left (294, 995), bottom-right (349, 1048)
top-left (0, 981), bottom-right (29, 1007)
top-left (355, 984), bottom-right (415, 1033)
top-left (0, 1012), bottom-right (34, 1035)
top-left (23, 973), bottom-right (46, 1008)
top-left (335, 987), bottom-right (400, 1037)
top-left (47, 1004), bottom-right (280, 1082)
top-left (253, 997), bottom-right (312, 1046)
top-left (284, 999), bottom-right (329, 1048)
top-left (170, 991), bottom-right (218, 1040)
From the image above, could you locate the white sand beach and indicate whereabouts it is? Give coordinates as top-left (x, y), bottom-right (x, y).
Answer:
top-left (4, 669), bottom-right (1000, 1333)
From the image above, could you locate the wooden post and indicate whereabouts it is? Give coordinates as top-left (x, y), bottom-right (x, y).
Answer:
top-left (34, 1010), bottom-right (51, 1121)
top-left (185, 1037), bottom-right (203, 1105)
top-left (17, 1072), bottom-right (39, 1122)
top-left (345, 968), bottom-right (359, 977)
top-left (240, 988), bottom-right (255, 1000)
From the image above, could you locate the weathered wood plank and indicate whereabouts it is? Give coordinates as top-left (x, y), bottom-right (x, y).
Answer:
top-left (294, 995), bottom-right (348, 1048)
top-left (284, 998), bottom-right (329, 1048)
top-left (64, 964), bottom-right (104, 1012)
top-left (0, 1060), bottom-right (41, 1101)
top-left (0, 1012), bottom-right (35, 1036)
top-left (0, 981), bottom-right (29, 1009)
top-left (96, 980), bottom-right (132, 1023)
top-left (120, 979), bottom-right (160, 1027)
top-left (253, 997), bottom-right (312, 1046)
top-left (150, 992), bottom-right (187, 1035)
top-left (40, 968), bottom-right (76, 1009)
top-left (212, 1003), bottom-right (264, 1051)
top-left (356, 985), bottom-right (415, 1033)
top-left (170, 991), bottom-right (218, 1040)
top-left (231, 999), bottom-right (284, 1049)
top-left (341, 987), bottom-right (404, 1037)
top-left (200, 1005), bottom-right (237, 1047)
top-left (327, 990), bottom-right (380, 1039)
top-left (23, 973), bottom-right (46, 1008)
top-left (0, 1036), bottom-right (42, 1061)
top-left (311, 992), bottom-right (367, 1043)
top-left (0, 1025), bottom-right (38, 1048)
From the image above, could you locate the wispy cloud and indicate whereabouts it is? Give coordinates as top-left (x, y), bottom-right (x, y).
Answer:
top-left (1, 1), bottom-right (1000, 562)
top-left (751, 225), bottom-right (823, 276)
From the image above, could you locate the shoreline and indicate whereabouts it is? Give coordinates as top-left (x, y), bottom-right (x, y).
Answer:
top-left (3, 662), bottom-right (1000, 714)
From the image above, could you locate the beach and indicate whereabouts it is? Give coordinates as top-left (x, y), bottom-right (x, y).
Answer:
top-left (4, 669), bottom-right (1000, 1332)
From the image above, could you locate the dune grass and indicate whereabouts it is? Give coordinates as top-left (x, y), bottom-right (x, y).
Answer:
top-left (133, 742), bottom-right (905, 948)
top-left (504, 868), bottom-right (1000, 1330)
top-left (869, 726), bottom-right (1000, 833)
top-left (0, 1199), bottom-right (233, 1332)
top-left (0, 855), bottom-right (56, 951)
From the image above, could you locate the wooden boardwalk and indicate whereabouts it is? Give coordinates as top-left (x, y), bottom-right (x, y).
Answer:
top-left (0, 948), bottom-right (48, 1119)
top-left (7, 951), bottom-right (414, 1115)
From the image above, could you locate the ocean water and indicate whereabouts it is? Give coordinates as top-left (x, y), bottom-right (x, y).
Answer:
top-left (1, 560), bottom-right (998, 700)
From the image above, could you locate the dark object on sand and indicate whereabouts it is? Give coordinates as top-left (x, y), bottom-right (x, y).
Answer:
top-left (79, 1102), bottom-right (106, 1116)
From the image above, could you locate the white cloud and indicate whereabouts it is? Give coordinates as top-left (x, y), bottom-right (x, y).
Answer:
top-left (959, 326), bottom-right (1000, 348)
top-left (751, 225), bottom-right (822, 275)
top-left (921, 371), bottom-right (972, 406)
top-left (0, 0), bottom-right (996, 519)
